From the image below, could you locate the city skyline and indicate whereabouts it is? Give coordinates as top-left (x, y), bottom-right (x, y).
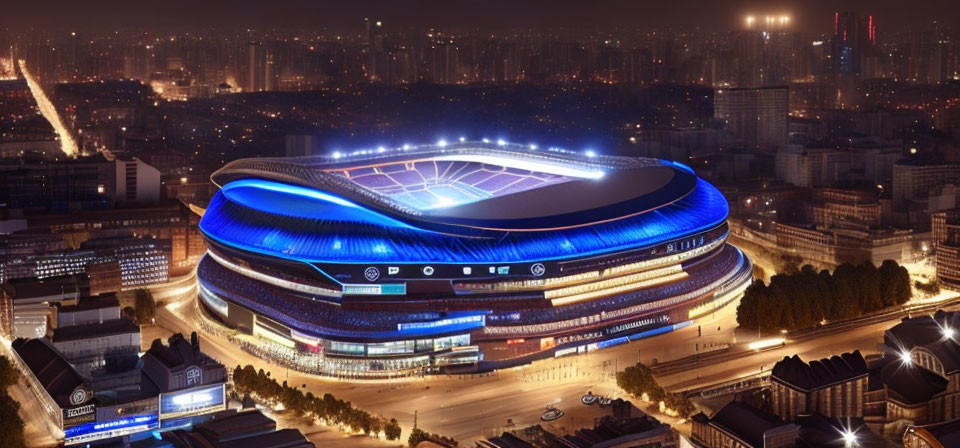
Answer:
top-left (2, 0), bottom-right (959, 32)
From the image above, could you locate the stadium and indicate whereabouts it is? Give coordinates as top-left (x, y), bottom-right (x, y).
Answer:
top-left (196, 140), bottom-right (752, 376)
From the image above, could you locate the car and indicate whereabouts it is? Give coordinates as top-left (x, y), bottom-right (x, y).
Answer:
top-left (581, 392), bottom-right (597, 405)
top-left (541, 408), bottom-right (565, 421)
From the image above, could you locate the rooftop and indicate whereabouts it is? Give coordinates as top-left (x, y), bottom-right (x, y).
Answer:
top-left (885, 310), bottom-right (960, 374)
top-left (52, 318), bottom-right (139, 343)
top-left (210, 142), bottom-right (701, 232)
top-left (880, 361), bottom-right (948, 406)
top-left (908, 418), bottom-right (960, 447)
top-left (1, 274), bottom-right (87, 301)
top-left (56, 293), bottom-right (119, 314)
top-left (12, 338), bottom-right (87, 408)
top-left (695, 401), bottom-right (794, 448)
top-left (771, 350), bottom-right (868, 392)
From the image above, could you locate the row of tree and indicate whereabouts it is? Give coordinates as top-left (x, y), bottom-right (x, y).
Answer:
top-left (736, 261), bottom-right (912, 332)
top-left (0, 356), bottom-right (26, 448)
top-left (408, 427), bottom-right (459, 448)
top-left (615, 362), bottom-right (696, 419)
top-left (232, 365), bottom-right (402, 440)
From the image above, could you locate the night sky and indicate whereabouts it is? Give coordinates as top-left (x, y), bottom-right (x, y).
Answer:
top-left (2, 0), bottom-right (958, 33)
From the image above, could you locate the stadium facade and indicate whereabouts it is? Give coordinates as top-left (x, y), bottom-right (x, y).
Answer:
top-left (196, 141), bottom-right (752, 376)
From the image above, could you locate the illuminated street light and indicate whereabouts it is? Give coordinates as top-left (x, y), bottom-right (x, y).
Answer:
top-left (841, 429), bottom-right (858, 447)
top-left (900, 350), bottom-right (912, 365)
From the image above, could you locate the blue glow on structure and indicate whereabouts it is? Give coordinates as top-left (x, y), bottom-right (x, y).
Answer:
top-left (199, 177), bottom-right (729, 265)
top-left (218, 179), bottom-right (421, 231)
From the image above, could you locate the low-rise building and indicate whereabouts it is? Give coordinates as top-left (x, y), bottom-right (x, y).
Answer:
top-left (51, 318), bottom-right (140, 376)
top-left (141, 333), bottom-right (228, 425)
top-left (55, 293), bottom-right (120, 327)
top-left (882, 311), bottom-right (960, 423)
top-left (690, 401), bottom-right (799, 448)
top-left (161, 409), bottom-right (314, 448)
top-left (770, 351), bottom-right (868, 421)
top-left (904, 418), bottom-right (960, 448)
top-left (0, 274), bottom-right (88, 338)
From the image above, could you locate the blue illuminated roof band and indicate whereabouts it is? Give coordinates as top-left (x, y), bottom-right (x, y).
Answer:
top-left (199, 178), bottom-right (729, 265)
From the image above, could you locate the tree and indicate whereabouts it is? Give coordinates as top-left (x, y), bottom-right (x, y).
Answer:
top-left (0, 392), bottom-right (26, 448)
top-left (134, 289), bottom-right (156, 324)
top-left (664, 393), bottom-right (696, 419)
top-left (384, 418), bottom-right (402, 440)
top-left (0, 356), bottom-right (17, 389)
top-left (616, 362), bottom-right (663, 400)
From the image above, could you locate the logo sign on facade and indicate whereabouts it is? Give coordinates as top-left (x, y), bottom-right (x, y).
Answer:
top-left (70, 388), bottom-right (88, 406)
top-left (364, 266), bottom-right (381, 282)
top-left (64, 404), bottom-right (95, 419)
top-left (530, 263), bottom-right (546, 277)
top-left (185, 366), bottom-right (202, 387)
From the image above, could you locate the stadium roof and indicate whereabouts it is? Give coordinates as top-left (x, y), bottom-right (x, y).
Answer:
top-left (201, 142), bottom-right (728, 264)
top-left (210, 142), bottom-right (701, 232)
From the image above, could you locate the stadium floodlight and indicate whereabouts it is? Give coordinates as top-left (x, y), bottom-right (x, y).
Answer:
top-left (459, 136), bottom-right (466, 142)
top-left (437, 139), bottom-right (448, 147)
top-left (945, 327), bottom-right (955, 339)
top-left (377, 146), bottom-right (386, 153)
top-left (482, 138), bottom-right (490, 143)
top-left (585, 149), bottom-right (597, 158)
top-left (529, 144), bottom-right (538, 150)
top-left (497, 139), bottom-right (507, 146)
top-left (402, 144), bottom-right (411, 150)
top-left (332, 151), bottom-right (342, 159)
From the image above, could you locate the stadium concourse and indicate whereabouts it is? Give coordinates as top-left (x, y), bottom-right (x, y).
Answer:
top-left (195, 140), bottom-right (752, 377)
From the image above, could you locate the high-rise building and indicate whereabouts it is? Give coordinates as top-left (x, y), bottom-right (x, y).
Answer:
top-left (828, 11), bottom-right (878, 75)
top-left (245, 42), bottom-right (272, 92)
top-left (715, 86), bottom-right (788, 150)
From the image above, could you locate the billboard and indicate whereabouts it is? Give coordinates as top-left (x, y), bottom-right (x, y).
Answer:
top-left (159, 383), bottom-right (225, 419)
top-left (63, 414), bottom-right (158, 445)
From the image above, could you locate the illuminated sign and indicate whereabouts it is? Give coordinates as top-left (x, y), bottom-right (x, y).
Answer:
top-left (396, 315), bottom-right (485, 333)
top-left (364, 266), bottom-right (381, 281)
top-left (159, 384), bottom-right (225, 419)
top-left (64, 404), bottom-right (95, 419)
top-left (342, 283), bottom-right (406, 295)
top-left (530, 263), bottom-right (546, 276)
top-left (185, 366), bottom-right (202, 387)
top-left (540, 337), bottom-right (556, 350)
top-left (64, 414), bottom-right (158, 445)
top-left (62, 404), bottom-right (96, 428)
top-left (70, 388), bottom-right (88, 406)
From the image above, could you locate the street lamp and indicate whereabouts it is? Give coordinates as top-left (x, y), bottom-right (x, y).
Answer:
top-left (900, 350), bottom-right (912, 365)
top-left (841, 429), bottom-right (858, 447)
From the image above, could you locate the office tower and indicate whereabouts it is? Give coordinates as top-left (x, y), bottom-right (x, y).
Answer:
top-left (829, 11), bottom-right (878, 75)
top-left (715, 86), bottom-right (788, 150)
top-left (245, 41), bottom-right (272, 92)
